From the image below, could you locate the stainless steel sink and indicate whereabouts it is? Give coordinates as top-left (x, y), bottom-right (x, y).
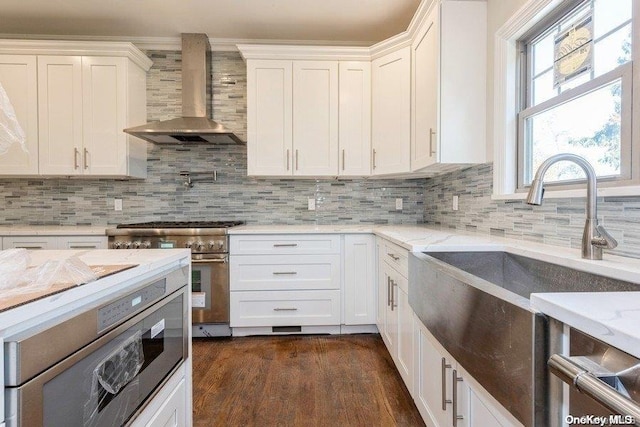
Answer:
top-left (409, 251), bottom-right (640, 427)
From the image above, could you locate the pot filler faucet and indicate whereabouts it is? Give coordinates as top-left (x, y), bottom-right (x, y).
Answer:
top-left (526, 153), bottom-right (617, 260)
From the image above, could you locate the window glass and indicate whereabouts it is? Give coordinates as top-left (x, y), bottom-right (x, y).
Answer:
top-left (524, 79), bottom-right (622, 184)
top-left (593, 0), bottom-right (632, 39)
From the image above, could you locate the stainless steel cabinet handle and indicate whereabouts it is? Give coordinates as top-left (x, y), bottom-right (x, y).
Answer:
top-left (74, 147), bottom-right (80, 169)
top-left (69, 245), bottom-right (98, 249)
top-left (372, 149), bottom-right (377, 169)
top-left (390, 279), bottom-right (397, 311)
top-left (273, 308), bottom-right (298, 312)
top-left (272, 271), bottom-right (297, 275)
top-left (429, 128), bottom-right (437, 156)
top-left (388, 253), bottom-right (400, 261)
top-left (83, 148), bottom-right (89, 169)
top-left (191, 258), bottom-right (227, 264)
top-left (452, 369), bottom-right (464, 426)
top-left (342, 149), bottom-right (345, 171)
top-left (295, 149), bottom-right (299, 171)
top-left (273, 243), bottom-right (298, 247)
top-left (16, 246), bottom-right (44, 250)
top-left (442, 358), bottom-right (452, 410)
top-left (387, 276), bottom-right (391, 307)
top-left (549, 354), bottom-right (640, 421)
top-left (286, 149), bottom-right (290, 170)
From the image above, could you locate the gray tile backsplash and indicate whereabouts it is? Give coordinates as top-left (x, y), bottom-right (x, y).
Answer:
top-left (423, 163), bottom-right (640, 258)
top-left (0, 50), bottom-right (424, 226)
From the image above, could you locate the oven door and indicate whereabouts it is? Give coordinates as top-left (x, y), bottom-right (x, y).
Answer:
top-left (191, 254), bottom-right (229, 324)
top-left (6, 287), bottom-right (188, 427)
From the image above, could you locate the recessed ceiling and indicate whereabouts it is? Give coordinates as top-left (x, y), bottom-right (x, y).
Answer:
top-left (0, 0), bottom-right (421, 46)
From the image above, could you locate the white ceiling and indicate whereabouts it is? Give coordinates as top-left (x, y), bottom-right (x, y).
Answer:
top-left (1, 0), bottom-right (421, 47)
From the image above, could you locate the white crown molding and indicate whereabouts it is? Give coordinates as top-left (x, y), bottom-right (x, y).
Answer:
top-left (0, 38), bottom-right (153, 70)
top-left (236, 44), bottom-right (372, 61)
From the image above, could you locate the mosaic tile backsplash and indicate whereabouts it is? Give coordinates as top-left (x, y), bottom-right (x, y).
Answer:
top-left (423, 163), bottom-right (640, 259)
top-left (0, 50), bottom-right (425, 226)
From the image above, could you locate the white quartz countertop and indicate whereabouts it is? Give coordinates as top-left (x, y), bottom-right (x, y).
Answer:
top-left (0, 225), bottom-right (107, 236)
top-left (0, 249), bottom-right (190, 335)
top-left (231, 223), bottom-right (640, 354)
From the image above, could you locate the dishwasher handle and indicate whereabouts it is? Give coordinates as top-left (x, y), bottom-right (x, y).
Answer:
top-left (549, 354), bottom-right (640, 424)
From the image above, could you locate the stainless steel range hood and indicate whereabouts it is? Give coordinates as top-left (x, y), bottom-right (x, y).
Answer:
top-left (124, 33), bottom-right (243, 145)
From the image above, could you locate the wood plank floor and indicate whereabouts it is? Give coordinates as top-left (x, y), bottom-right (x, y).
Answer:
top-left (192, 334), bottom-right (425, 427)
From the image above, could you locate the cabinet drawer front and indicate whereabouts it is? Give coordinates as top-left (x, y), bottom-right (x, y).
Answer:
top-left (60, 236), bottom-right (108, 249)
top-left (230, 254), bottom-right (340, 291)
top-left (230, 234), bottom-right (341, 255)
top-left (230, 290), bottom-right (341, 327)
top-left (382, 240), bottom-right (409, 278)
top-left (2, 236), bottom-right (58, 250)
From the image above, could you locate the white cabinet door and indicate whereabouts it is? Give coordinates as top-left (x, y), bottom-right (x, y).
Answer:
top-left (82, 56), bottom-right (128, 176)
top-left (339, 62), bottom-right (371, 176)
top-left (38, 56), bottom-right (83, 175)
top-left (0, 55), bottom-right (39, 175)
top-left (144, 378), bottom-right (186, 427)
top-left (415, 316), bottom-right (453, 427)
top-left (380, 265), bottom-right (397, 354)
top-left (397, 284), bottom-right (414, 394)
top-left (411, 5), bottom-right (439, 171)
top-left (246, 60), bottom-right (293, 176)
top-left (292, 61), bottom-right (338, 176)
top-left (371, 46), bottom-right (411, 175)
top-left (376, 238), bottom-right (387, 333)
top-left (343, 234), bottom-right (375, 325)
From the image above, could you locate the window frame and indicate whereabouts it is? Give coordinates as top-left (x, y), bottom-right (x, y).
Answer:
top-left (491, 0), bottom-right (640, 200)
top-left (515, 0), bottom-right (635, 192)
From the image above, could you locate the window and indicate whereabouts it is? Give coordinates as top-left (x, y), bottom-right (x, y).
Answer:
top-left (517, 0), bottom-right (634, 190)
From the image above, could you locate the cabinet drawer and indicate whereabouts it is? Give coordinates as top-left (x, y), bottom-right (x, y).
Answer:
top-left (230, 254), bottom-right (340, 291)
top-left (382, 239), bottom-right (409, 278)
top-left (230, 234), bottom-right (341, 255)
top-left (59, 236), bottom-right (108, 249)
top-left (2, 236), bottom-right (58, 250)
top-left (230, 290), bottom-right (341, 327)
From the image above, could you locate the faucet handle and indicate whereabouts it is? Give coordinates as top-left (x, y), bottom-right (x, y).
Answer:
top-left (592, 225), bottom-right (618, 249)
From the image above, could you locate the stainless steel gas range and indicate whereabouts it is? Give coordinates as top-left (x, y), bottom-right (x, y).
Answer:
top-left (106, 221), bottom-right (244, 337)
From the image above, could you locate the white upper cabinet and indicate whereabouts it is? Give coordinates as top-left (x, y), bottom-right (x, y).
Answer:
top-left (0, 55), bottom-right (38, 175)
top-left (38, 56), bottom-right (84, 175)
top-left (339, 62), bottom-right (371, 176)
top-left (246, 60), bottom-right (292, 176)
top-left (292, 61), bottom-right (338, 176)
top-left (0, 40), bottom-right (151, 178)
top-left (240, 45), bottom-right (372, 178)
top-left (371, 46), bottom-right (412, 176)
top-left (412, 1), bottom-right (487, 171)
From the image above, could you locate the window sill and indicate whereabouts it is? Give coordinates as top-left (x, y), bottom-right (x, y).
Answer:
top-left (492, 185), bottom-right (640, 201)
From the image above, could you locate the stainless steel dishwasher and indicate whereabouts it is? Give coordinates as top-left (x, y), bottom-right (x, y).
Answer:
top-left (549, 328), bottom-right (640, 426)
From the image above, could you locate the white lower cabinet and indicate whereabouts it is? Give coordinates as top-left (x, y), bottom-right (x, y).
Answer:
top-left (414, 315), bottom-right (518, 427)
top-left (131, 363), bottom-right (189, 427)
top-left (1, 235), bottom-right (107, 250)
top-left (343, 234), bottom-right (375, 325)
top-left (144, 378), bottom-right (187, 427)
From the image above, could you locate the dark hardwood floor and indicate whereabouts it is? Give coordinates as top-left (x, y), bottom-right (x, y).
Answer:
top-left (192, 334), bottom-right (425, 427)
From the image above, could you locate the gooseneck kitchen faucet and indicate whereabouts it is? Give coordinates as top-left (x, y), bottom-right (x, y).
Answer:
top-left (526, 153), bottom-right (618, 260)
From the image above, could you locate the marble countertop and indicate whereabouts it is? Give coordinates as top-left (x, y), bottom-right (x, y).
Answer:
top-left (0, 225), bottom-right (108, 236)
top-left (0, 249), bottom-right (191, 336)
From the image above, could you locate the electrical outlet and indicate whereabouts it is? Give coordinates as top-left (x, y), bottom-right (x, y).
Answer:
top-left (308, 198), bottom-right (316, 211)
top-left (114, 199), bottom-right (123, 211)
top-left (452, 195), bottom-right (459, 211)
top-left (395, 198), bottom-right (403, 211)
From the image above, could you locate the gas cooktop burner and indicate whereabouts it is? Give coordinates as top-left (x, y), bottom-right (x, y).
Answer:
top-left (116, 221), bottom-right (245, 229)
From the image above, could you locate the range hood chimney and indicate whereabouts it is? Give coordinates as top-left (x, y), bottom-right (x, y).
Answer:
top-left (124, 33), bottom-right (243, 145)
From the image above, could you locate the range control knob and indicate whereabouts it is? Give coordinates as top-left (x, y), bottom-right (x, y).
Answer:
top-left (207, 241), bottom-right (218, 249)
top-left (123, 241), bottom-right (132, 249)
top-left (113, 241), bottom-right (122, 249)
top-left (195, 242), bottom-right (206, 252)
top-left (142, 241), bottom-right (151, 249)
top-left (132, 241), bottom-right (141, 249)
top-left (185, 241), bottom-right (194, 249)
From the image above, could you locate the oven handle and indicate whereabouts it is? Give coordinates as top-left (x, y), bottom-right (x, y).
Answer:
top-left (192, 258), bottom-right (226, 264)
top-left (549, 354), bottom-right (640, 423)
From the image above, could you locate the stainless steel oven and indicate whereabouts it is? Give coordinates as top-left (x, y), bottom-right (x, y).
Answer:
top-left (3, 266), bottom-right (189, 427)
top-left (107, 221), bottom-right (243, 337)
